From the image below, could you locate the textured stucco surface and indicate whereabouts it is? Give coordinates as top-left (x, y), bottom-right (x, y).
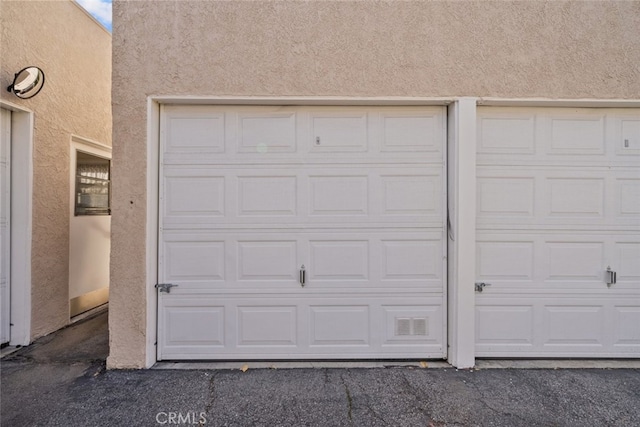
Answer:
top-left (110, 0), bottom-right (640, 368)
top-left (0, 1), bottom-right (111, 339)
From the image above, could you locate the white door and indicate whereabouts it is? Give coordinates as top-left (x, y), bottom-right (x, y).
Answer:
top-left (475, 107), bottom-right (640, 357)
top-left (158, 105), bottom-right (447, 360)
top-left (0, 108), bottom-right (11, 345)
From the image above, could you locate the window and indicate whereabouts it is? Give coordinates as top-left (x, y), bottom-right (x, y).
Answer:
top-left (74, 151), bottom-right (110, 216)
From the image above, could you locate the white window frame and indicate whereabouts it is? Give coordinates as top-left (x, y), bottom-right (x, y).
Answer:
top-left (71, 136), bottom-right (112, 217)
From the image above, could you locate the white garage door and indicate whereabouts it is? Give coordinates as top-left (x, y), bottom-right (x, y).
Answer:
top-left (476, 107), bottom-right (640, 357)
top-left (157, 105), bottom-right (447, 360)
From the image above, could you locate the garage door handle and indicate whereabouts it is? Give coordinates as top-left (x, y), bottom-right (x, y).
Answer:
top-left (299, 265), bottom-right (306, 287)
top-left (475, 282), bottom-right (491, 292)
top-left (606, 267), bottom-right (616, 287)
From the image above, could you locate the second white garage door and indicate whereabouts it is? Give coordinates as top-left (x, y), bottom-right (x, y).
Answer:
top-left (157, 105), bottom-right (447, 360)
top-left (476, 107), bottom-right (640, 357)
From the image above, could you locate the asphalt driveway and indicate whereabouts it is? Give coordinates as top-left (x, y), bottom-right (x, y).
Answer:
top-left (2, 310), bottom-right (639, 427)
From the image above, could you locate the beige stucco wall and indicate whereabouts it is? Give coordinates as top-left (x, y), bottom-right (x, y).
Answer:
top-left (109, 0), bottom-right (640, 368)
top-left (0, 1), bottom-right (111, 339)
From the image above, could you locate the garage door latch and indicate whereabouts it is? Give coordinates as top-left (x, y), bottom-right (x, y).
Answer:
top-left (474, 282), bottom-right (492, 292)
top-left (155, 283), bottom-right (178, 293)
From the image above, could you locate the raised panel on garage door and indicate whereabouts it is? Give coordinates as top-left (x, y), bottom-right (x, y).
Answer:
top-left (476, 107), bottom-right (640, 358)
top-left (157, 106), bottom-right (447, 360)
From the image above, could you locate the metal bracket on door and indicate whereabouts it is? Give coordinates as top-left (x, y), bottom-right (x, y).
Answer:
top-left (299, 265), bottom-right (306, 287)
top-left (155, 283), bottom-right (178, 293)
top-left (605, 266), bottom-right (617, 287)
top-left (474, 282), bottom-right (492, 293)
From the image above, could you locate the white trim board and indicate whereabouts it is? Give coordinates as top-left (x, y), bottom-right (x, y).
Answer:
top-left (151, 96), bottom-right (640, 108)
top-left (477, 98), bottom-right (640, 108)
top-left (152, 96), bottom-right (455, 106)
top-left (71, 134), bottom-right (112, 153)
top-left (145, 98), bottom-right (161, 368)
top-left (446, 98), bottom-right (477, 368)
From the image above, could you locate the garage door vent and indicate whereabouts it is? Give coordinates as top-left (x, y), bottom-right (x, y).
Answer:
top-left (396, 318), bottom-right (428, 336)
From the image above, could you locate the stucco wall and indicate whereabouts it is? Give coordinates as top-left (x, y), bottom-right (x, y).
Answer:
top-left (0, 1), bottom-right (111, 339)
top-left (109, 0), bottom-right (640, 368)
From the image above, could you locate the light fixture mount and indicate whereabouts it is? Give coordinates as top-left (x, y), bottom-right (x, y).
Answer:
top-left (6, 66), bottom-right (45, 99)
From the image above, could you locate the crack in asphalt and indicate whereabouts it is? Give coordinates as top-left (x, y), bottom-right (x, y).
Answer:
top-left (339, 372), bottom-right (354, 425)
top-left (350, 376), bottom-right (388, 425)
top-left (466, 375), bottom-right (530, 425)
top-left (203, 370), bottom-right (219, 421)
top-left (399, 371), bottom-right (435, 420)
top-left (399, 371), bottom-right (469, 426)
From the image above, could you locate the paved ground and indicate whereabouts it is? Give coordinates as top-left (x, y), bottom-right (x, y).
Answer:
top-left (2, 311), bottom-right (639, 427)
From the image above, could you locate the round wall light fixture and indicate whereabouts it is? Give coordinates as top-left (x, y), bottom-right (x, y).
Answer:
top-left (6, 66), bottom-right (45, 99)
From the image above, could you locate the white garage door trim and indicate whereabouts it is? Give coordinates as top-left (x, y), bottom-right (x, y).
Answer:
top-left (0, 101), bottom-right (34, 347)
top-left (144, 97), bottom-right (640, 368)
top-left (1, 108), bottom-right (10, 345)
top-left (155, 104), bottom-right (448, 360)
